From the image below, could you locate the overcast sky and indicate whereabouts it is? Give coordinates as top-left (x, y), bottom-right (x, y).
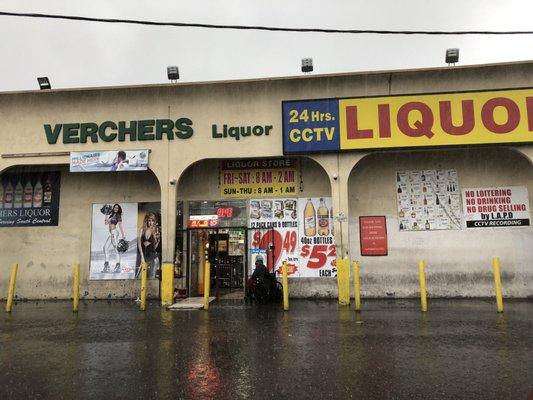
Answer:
top-left (0, 0), bottom-right (532, 92)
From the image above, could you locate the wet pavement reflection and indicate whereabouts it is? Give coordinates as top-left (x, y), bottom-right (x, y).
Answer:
top-left (0, 299), bottom-right (532, 399)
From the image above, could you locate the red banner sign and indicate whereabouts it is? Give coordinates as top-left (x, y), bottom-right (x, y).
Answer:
top-left (359, 216), bottom-right (388, 256)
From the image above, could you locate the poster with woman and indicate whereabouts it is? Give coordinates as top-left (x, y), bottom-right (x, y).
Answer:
top-left (136, 203), bottom-right (162, 279)
top-left (90, 203), bottom-right (138, 280)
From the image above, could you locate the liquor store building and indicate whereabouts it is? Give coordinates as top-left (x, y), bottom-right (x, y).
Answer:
top-left (0, 61), bottom-right (532, 301)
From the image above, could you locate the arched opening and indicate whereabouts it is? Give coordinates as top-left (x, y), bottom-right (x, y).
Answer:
top-left (347, 147), bottom-right (533, 297)
top-left (174, 156), bottom-right (333, 299)
top-left (0, 163), bottom-right (161, 299)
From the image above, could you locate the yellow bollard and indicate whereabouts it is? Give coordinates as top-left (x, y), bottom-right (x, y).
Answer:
top-left (161, 262), bottom-right (174, 306)
top-left (336, 258), bottom-right (350, 306)
top-left (353, 260), bottom-right (361, 312)
top-left (418, 260), bottom-right (428, 312)
top-left (492, 257), bottom-right (504, 313)
top-left (5, 263), bottom-right (18, 313)
top-left (282, 261), bottom-right (289, 311)
top-left (203, 261), bottom-right (211, 310)
top-left (140, 262), bottom-right (148, 311)
top-left (73, 263), bottom-right (80, 312)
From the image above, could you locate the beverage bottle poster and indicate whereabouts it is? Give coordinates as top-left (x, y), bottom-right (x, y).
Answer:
top-left (248, 198), bottom-right (299, 277)
top-left (297, 197), bottom-right (336, 277)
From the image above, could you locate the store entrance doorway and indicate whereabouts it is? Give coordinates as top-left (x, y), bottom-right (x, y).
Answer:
top-left (187, 227), bottom-right (248, 298)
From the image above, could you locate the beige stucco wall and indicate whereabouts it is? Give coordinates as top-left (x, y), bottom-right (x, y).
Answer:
top-left (1, 61), bottom-right (532, 299)
top-left (347, 147), bottom-right (533, 298)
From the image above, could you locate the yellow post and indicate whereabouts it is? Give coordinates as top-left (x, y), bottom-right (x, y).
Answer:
top-left (140, 262), bottom-right (148, 311)
top-left (492, 257), bottom-right (504, 313)
top-left (73, 263), bottom-right (80, 312)
top-left (161, 262), bottom-right (174, 306)
top-left (353, 260), bottom-right (361, 311)
top-left (282, 261), bottom-right (289, 311)
top-left (336, 258), bottom-right (350, 306)
top-left (5, 263), bottom-right (18, 313)
top-left (418, 260), bottom-right (428, 312)
top-left (203, 261), bottom-right (211, 310)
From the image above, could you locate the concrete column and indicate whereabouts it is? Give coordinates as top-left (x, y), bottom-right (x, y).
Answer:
top-left (310, 153), bottom-right (367, 258)
top-left (161, 180), bottom-right (177, 262)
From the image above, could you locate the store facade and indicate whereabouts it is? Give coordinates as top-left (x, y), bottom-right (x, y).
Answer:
top-left (0, 61), bottom-right (532, 300)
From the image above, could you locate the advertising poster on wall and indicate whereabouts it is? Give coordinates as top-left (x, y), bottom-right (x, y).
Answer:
top-left (248, 198), bottom-right (299, 276)
top-left (298, 197), bottom-right (336, 277)
top-left (0, 171), bottom-right (60, 227)
top-left (359, 216), bottom-right (388, 256)
top-left (220, 158), bottom-right (299, 198)
top-left (136, 203), bottom-right (161, 279)
top-left (90, 203), bottom-right (138, 280)
top-left (396, 169), bottom-right (461, 231)
top-left (70, 150), bottom-right (149, 172)
top-left (463, 186), bottom-right (531, 228)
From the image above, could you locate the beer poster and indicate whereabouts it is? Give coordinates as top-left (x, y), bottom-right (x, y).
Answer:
top-left (248, 198), bottom-right (299, 277)
top-left (396, 169), bottom-right (462, 231)
top-left (297, 197), bottom-right (336, 277)
top-left (462, 186), bottom-right (531, 228)
top-left (0, 171), bottom-right (61, 227)
top-left (89, 203), bottom-right (138, 280)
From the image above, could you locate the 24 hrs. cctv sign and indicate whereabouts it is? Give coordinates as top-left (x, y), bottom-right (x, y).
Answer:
top-left (282, 88), bottom-right (533, 153)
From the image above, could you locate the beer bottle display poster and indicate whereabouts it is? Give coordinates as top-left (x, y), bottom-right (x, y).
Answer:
top-left (248, 197), bottom-right (336, 278)
top-left (396, 170), bottom-right (462, 231)
top-left (90, 203), bottom-right (138, 280)
top-left (248, 198), bottom-right (299, 276)
top-left (297, 197), bottom-right (336, 277)
top-left (0, 171), bottom-right (61, 227)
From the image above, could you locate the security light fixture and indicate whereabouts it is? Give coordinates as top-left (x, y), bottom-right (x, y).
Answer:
top-left (167, 66), bottom-right (180, 82)
top-left (445, 48), bottom-right (459, 65)
top-left (301, 58), bottom-right (313, 73)
top-left (37, 77), bottom-right (51, 90)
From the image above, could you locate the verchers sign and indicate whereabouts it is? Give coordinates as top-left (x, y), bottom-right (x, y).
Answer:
top-left (282, 88), bottom-right (533, 153)
top-left (44, 118), bottom-right (193, 144)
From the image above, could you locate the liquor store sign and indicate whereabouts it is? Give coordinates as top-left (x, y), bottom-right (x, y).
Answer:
top-left (220, 158), bottom-right (299, 198)
top-left (0, 171), bottom-right (61, 227)
top-left (282, 88), bottom-right (533, 153)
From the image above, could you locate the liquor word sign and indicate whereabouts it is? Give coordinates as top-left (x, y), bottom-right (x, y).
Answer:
top-left (0, 171), bottom-right (61, 227)
top-left (359, 216), bottom-right (388, 256)
top-left (220, 158), bottom-right (299, 198)
top-left (282, 88), bottom-right (533, 153)
top-left (462, 186), bottom-right (531, 228)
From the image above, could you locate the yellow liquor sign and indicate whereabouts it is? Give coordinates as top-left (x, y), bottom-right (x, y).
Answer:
top-left (220, 159), bottom-right (299, 198)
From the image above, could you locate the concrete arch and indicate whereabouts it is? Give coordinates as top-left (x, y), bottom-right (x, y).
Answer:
top-left (345, 146), bottom-right (533, 298)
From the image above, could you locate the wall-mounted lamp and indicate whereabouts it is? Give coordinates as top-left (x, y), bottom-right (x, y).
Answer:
top-left (37, 77), bottom-right (51, 90)
top-left (445, 48), bottom-right (459, 66)
top-left (167, 66), bottom-right (180, 82)
top-left (301, 58), bottom-right (313, 73)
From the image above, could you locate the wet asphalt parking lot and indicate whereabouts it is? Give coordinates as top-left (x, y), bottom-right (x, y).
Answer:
top-left (0, 299), bottom-right (532, 400)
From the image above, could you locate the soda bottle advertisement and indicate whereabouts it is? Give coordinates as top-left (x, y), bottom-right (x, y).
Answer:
top-left (0, 171), bottom-right (61, 227)
top-left (297, 197), bottom-right (336, 277)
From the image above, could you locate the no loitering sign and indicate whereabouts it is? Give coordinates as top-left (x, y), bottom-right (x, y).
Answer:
top-left (462, 186), bottom-right (531, 228)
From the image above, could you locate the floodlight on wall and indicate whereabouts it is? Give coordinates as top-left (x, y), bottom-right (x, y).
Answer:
top-left (445, 48), bottom-right (459, 65)
top-left (301, 58), bottom-right (313, 73)
top-left (167, 66), bottom-right (180, 82)
top-left (37, 77), bottom-right (51, 90)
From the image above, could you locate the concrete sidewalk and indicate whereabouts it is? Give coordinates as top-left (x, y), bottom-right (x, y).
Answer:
top-left (1, 299), bottom-right (532, 399)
